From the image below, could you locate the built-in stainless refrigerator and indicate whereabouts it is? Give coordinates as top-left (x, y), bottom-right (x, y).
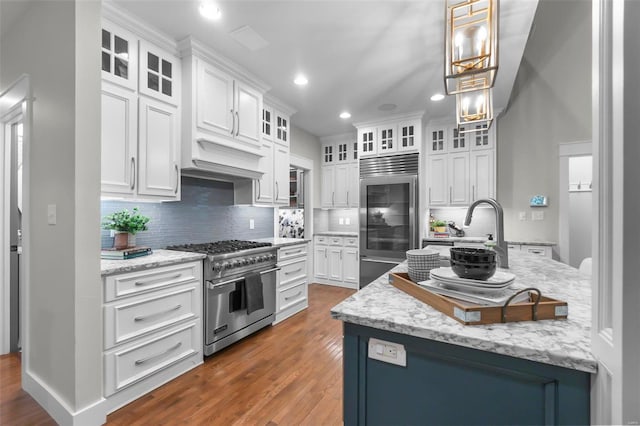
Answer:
top-left (359, 154), bottom-right (419, 288)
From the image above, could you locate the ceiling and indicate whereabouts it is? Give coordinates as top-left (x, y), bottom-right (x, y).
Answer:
top-left (113, 0), bottom-right (538, 138)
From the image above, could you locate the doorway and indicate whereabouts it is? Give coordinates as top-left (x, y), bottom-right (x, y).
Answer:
top-left (8, 121), bottom-right (23, 352)
top-left (558, 141), bottom-right (592, 267)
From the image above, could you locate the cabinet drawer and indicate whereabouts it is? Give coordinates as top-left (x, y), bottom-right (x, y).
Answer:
top-left (523, 245), bottom-right (552, 258)
top-left (278, 243), bottom-right (307, 261)
top-left (105, 262), bottom-right (201, 302)
top-left (279, 258), bottom-right (307, 288)
top-left (507, 244), bottom-right (521, 251)
top-left (314, 236), bottom-right (328, 245)
top-left (104, 285), bottom-right (200, 349)
top-left (278, 282), bottom-right (307, 311)
top-left (104, 321), bottom-right (200, 396)
top-left (329, 236), bottom-right (344, 246)
top-left (344, 236), bottom-right (358, 247)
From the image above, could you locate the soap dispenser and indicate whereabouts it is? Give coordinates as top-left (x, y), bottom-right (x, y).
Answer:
top-left (484, 234), bottom-right (496, 250)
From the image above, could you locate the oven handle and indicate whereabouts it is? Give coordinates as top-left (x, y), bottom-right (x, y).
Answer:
top-left (206, 267), bottom-right (281, 290)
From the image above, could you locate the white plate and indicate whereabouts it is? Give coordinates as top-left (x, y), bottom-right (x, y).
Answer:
top-left (431, 278), bottom-right (514, 294)
top-left (417, 280), bottom-right (528, 305)
top-left (431, 276), bottom-right (514, 289)
top-left (430, 267), bottom-right (516, 286)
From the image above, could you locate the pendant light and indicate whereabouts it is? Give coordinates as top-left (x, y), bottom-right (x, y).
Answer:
top-left (444, 0), bottom-right (498, 95)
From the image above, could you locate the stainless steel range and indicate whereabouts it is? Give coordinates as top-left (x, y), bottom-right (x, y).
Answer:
top-left (167, 240), bottom-right (278, 356)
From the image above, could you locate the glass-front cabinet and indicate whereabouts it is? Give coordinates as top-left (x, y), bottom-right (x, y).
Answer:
top-left (101, 21), bottom-right (137, 91)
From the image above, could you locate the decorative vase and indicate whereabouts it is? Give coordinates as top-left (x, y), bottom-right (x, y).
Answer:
top-left (114, 231), bottom-right (129, 250)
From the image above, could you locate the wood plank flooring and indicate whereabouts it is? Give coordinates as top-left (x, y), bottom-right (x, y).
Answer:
top-left (0, 284), bottom-right (355, 425)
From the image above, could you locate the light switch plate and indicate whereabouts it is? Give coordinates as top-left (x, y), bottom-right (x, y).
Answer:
top-left (249, 219), bottom-right (255, 229)
top-left (368, 338), bottom-right (407, 367)
top-left (345, 217), bottom-right (351, 225)
top-left (47, 204), bottom-right (56, 225)
top-left (532, 211), bottom-right (544, 221)
top-left (519, 212), bottom-right (527, 221)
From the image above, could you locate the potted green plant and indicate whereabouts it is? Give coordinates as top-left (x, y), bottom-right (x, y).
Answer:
top-left (433, 220), bottom-right (448, 233)
top-left (102, 207), bottom-right (150, 249)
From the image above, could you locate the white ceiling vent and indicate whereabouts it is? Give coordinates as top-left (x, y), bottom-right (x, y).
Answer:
top-left (229, 25), bottom-right (269, 51)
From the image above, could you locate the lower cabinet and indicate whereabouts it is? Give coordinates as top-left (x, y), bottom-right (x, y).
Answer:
top-left (508, 244), bottom-right (553, 258)
top-left (102, 260), bottom-right (203, 413)
top-left (343, 323), bottom-right (590, 425)
top-left (313, 235), bottom-right (359, 289)
top-left (275, 242), bottom-right (309, 323)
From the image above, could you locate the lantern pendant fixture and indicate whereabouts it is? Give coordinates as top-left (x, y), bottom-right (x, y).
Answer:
top-left (456, 87), bottom-right (493, 132)
top-left (444, 0), bottom-right (498, 95)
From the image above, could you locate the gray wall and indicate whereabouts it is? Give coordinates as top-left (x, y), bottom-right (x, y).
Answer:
top-left (101, 177), bottom-right (274, 248)
top-left (497, 0), bottom-right (591, 242)
top-left (1, 0), bottom-right (103, 415)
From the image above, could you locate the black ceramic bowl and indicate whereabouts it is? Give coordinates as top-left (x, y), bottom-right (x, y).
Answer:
top-left (450, 258), bottom-right (497, 281)
top-left (449, 247), bottom-right (496, 264)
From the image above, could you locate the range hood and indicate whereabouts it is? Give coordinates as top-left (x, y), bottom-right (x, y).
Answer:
top-left (182, 138), bottom-right (264, 181)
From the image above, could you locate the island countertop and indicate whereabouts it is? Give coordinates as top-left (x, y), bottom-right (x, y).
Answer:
top-left (331, 250), bottom-right (596, 373)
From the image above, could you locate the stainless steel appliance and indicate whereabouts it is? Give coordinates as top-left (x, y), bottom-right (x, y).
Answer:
top-left (359, 153), bottom-right (419, 288)
top-left (167, 240), bottom-right (278, 356)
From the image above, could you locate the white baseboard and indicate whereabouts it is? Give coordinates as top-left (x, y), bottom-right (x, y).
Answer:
top-left (22, 369), bottom-right (107, 426)
top-left (312, 279), bottom-right (358, 289)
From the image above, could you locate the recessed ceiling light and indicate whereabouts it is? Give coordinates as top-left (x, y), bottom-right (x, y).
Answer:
top-left (339, 112), bottom-right (351, 119)
top-left (199, 2), bottom-right (221, 20)
top-left (430, 93), bottom-right (445, 101)
top-left (294, 74), bottom-right (308, 86)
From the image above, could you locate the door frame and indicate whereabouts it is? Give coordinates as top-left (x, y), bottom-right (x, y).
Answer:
top-left (289, 153), bottom-right (313, 278)
top-left (557, 141), bottom-right (591, 266)
top-left (0, 75), bottom-right (31, 356)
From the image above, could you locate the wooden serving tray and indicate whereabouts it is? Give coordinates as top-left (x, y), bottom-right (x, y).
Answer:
top-left (389, 272), bottom-right (568, 325)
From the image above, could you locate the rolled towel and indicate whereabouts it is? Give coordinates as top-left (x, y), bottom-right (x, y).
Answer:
top-left (244, 272), bottom-right (264, 314)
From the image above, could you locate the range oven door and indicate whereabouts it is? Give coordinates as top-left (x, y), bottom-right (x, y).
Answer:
top-left (204, 267), bottom-right (277, 348)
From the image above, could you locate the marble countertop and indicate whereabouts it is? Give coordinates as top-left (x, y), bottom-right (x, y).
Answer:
top-left (314, 231), bottom-right (358, 237)
top-left (331, 250), bottom-right (596, 373)
top-left (252, 237), bottom-right (310, 247)
top-left (101, 249), bottom-right (206, 276)
top-left (423, 237), bottom-right (557, 246)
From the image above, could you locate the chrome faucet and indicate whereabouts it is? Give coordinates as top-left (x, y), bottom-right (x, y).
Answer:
top-left (464, 198), bottom-right (509, 269)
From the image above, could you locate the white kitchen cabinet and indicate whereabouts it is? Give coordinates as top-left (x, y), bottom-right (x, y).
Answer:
top-left (469, 123), bottom-right (493, 150)
top-left (427, 155), bottom-right (448, 206)
top-left (448, 152), bottom-right (470, 205)
top-left (101, 83), bottom-right (137, 196)
top-left (139, 40), bottom-right (181, 107)
top-left (101, 21), bottom-right (138, 91)
top-left (426, 121), bottom-right (495, 207)
top-left (102, 260), bottom-right (203, 413)
top-left (397, 119), bottom-right (421, 152)
top-left (321, 164), bottom-right (358, 208)
top-left (313, 235), bottom-right (359, 289)
top-left (507, 243), bottom-right (553, 258)
top-left (249, 140), bottom-right (289, 206)
top-left (137, 97), bottom-right (180, 198)
top-left (321, 166), bottom-right (335, 207)
top-left (348, 163), bottom-right (359, 207)
top-left (377, 124), bottom-right (397, 154)
top-left (275, 242), bottom-right (308, 323)
top-left (196, 61), bottom-right (262, 150)
top-left (321, 138), bottom-right (351, 165)
top-left (100, 19), bottom-right (181, 202)
top-left (334, 165), bottom-right (350, 207)
top-left (358, 127), bottom-right (377, 157)
top-left (470, 149), bottom-right (495, 202)
top-left (274, 109), bottom-right (290, 147)
top-left (261, 105), bottom-right (273, 141)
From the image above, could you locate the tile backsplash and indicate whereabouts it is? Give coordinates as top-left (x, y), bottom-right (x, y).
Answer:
top-left (428, 207), bottom-right (495, 238)
top-left (101, 177), bottom-right (274, 249)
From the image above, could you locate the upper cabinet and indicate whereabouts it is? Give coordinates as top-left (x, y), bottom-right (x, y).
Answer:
top-left (100, 17), bottom-right (180, 201)
top-left (179, 37), bottom-right (269, 180)
top-left (425, 121), bottom-right (496, 207)
top-left (101, 21), bottom-right (138, 91)
top-left (355, 112), bottom-right (423, 159)
top-left (319, 134), bottom-right (359, 208)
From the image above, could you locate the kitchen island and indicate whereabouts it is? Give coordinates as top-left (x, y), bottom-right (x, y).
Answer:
top-left (331, 250), bottom-right (595, 425)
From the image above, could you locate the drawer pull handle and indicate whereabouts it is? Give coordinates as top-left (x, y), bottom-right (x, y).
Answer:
top-left (285, 268), bottom-right (303, 275)
top-left (134, 304), bottom-right (182, 322)
top-left (284, 291), bottom-right (303, 301)
top-left (286, 249), bottom-right (302, 255)
top-left (135, 342), bottom-right (182, 366)
top-left (135, 273), bottom-right (182, 287)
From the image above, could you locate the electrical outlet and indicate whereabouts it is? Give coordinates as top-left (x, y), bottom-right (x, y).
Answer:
top-left (249, 219), bottom-right (255, 229)
top-left (532, 211), bottom-right (544, 221)
top-left (368, 338), bottom-right (406, 367)
top-left (345, 217), bottom-right (351, 225)
top-left (339, 217), bottom-right (344, 225)
top-left (519, 212), bottom-right (527, 221)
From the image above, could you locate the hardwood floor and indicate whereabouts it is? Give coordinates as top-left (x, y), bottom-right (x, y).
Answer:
top-left (0, 284), bottom-right (355, 425)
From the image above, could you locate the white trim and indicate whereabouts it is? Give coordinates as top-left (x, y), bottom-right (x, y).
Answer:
top-left (22, 369), bottom-right (107, 426)
top-left (557, 141), bottom-right (591, 265)
top-left (289, 153), bottom-right (314, 279)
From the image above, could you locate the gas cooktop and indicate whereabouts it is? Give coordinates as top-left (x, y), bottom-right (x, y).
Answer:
top-left (166, 240), bottom-right (272, 256)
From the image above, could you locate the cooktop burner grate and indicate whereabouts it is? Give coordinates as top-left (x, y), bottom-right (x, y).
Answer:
top-left (166, 240), bottom-right (272, 255)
